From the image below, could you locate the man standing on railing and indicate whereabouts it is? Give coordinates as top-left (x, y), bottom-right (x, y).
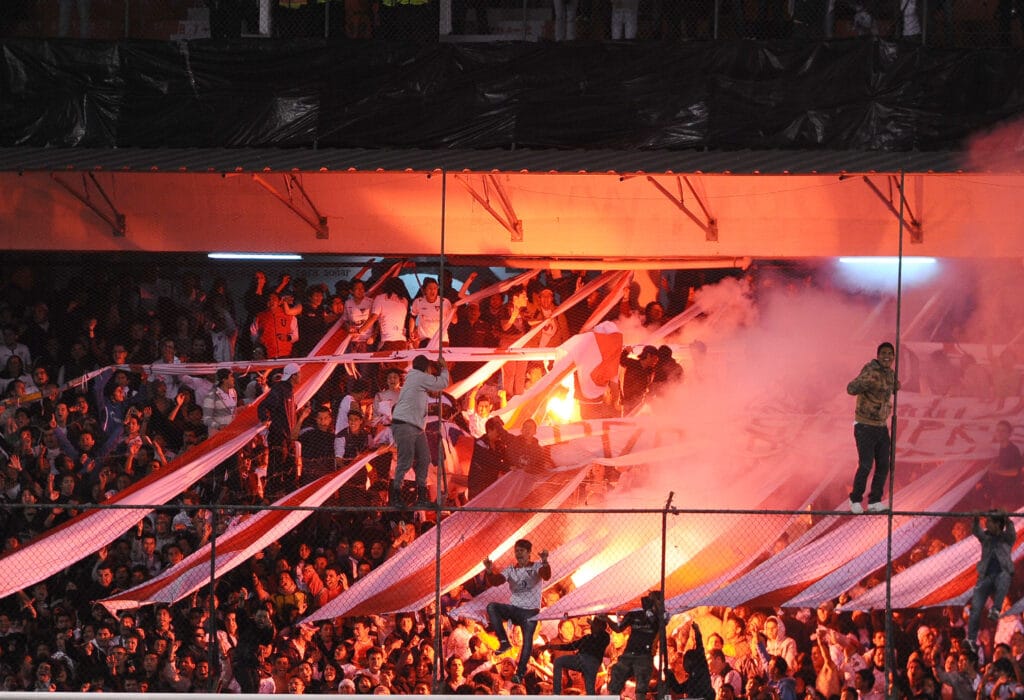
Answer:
top-left (483, 539), bottom-right (551, 685)
top-left (389, 354), bottom-right (449, 508)
top-left (846, 342), bottom-right (898, 514)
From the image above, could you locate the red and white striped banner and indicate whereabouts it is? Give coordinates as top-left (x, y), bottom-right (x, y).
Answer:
top-left (849, 505), bottom-right (1024, 611)
top-left (0, 320), bottom-right (351, 600)
top-left (305, 467), bottom-right (589, 621)
top-left (448, 270), bottom-right (630, 398)
top-left (99, 448), bottom-right (388, 613)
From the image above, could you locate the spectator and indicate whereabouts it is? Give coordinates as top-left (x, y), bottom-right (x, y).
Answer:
top-left (498, 286), bottom-right (530, 397)
top-left (620, 345), bottom-right (659, 414)
top-left (549, 614), bottom-right (610, 695)
top-left (295, 285), bottom-right (330, 356)
top-left (483, 539), bottom-right (551, 683)
top-left (345, 279), bottom-right (376, 352)
top-left (360, 278), bottom-right (410, 369)
top-left (967, 510), bottom-right (1016, 651)
top-left (409, 278), bottom-right (456, 348)
top-left (467, 416), bottom-right (510, 500)
top-left (388, 354), bottom-right (450, 508)
top-left (257, 363), bottom-right (302, 497)
top-left (250, 293), bottom-right (299, 360)
top-left (200, 369), bottom-right (238, 435)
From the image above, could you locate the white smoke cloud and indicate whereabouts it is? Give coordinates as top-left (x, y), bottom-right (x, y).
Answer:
top-left (611, 267), bottom-right (896, 513)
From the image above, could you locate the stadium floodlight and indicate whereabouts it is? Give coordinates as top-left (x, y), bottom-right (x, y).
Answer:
top-left (838, 257), bottom-right (937, 266)
top-left (208, 252), bottom-right (303, 261)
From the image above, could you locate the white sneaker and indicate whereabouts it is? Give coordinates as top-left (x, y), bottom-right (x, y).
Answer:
top-left (867, 501), bottom-right (888, 513)
top-left (850, 499), bottom-right (864, 514)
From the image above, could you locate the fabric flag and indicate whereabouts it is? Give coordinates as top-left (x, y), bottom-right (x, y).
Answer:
top-left (497, 318), bottom-right (625, 431)
top-left (670, 458), bottom-right (978, 610)
top-left (783, 465), bottom-right (985, 608)
top-left (537, 514), bottom-right (701, 620)
top-left (847, 506), bottom-right (1024, 611)
top-left (448, 270), bottom-right (629, 399)
top-left (658, 475), bottom-right (839, 615)
top-left (379, 471), bottom-right (594, 616)
top-left (0, 321), bottom-right (350, 600)
top-left (450, 524), bottom-right (618, 623)
top-left (305, 466), bottom-right (588, 621)
top-left (0, 413), bottom-right (263, 601)
top-left (544, 464), bottom-right (822, 620)
top-left (99, 448), bottom-right (387, 613)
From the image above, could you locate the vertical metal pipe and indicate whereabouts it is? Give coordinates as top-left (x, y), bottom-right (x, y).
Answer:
top-left (208, 507), bottom-right (218, 689)
top-left (883, 169), bottom-right (907, 700)
top-left (432, 168), bottom-right (448, 693)
top-left (657, 492), bottom-right (674, 697)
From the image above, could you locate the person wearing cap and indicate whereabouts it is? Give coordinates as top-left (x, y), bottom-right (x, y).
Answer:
top-left (201, 369), bottom-right (237, 434)
top-left (258, 363), bottom-right (302, 497)
top-left (388, 353), bottom-right (450, 507)
top-left (619, 345), bottom-right (659, 415)
top-left (482, 538), bottom-right (551, 684)
top-left (966, 509), bottom-right (1016, 650)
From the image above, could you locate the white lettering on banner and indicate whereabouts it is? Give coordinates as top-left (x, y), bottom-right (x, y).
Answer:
top-left (747, 393), bottom-right (1020, 462)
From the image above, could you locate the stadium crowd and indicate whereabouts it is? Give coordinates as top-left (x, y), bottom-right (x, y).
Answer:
top-left (0, 261), bottom-right (1021, 697)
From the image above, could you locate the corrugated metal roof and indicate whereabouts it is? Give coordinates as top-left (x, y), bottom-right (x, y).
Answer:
top-left (0, 145), bottom-right (996, 175)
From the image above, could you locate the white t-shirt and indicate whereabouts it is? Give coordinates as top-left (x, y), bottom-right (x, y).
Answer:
top-left (410, 296), bottom-right (452, 343)
top-left (345, 296), bottom-right (374, 341)
top-left (371, 294), bottom-right (409, 343)
top-left (502, 561), bottom-right (546, 610)
top-left (463, 410), bottom-right (487, 439)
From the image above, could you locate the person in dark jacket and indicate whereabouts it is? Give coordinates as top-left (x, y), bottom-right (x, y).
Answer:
top-left (667, 621), bottom-right (714, 700)
top-left (257, 362), bottom-right (300, 496)
top-left (967, 509), bottom-right (1016, 650)
top-left (608, 592), bottom-right (663, 696)
top-left (549, 615), bottom-right (611, 695)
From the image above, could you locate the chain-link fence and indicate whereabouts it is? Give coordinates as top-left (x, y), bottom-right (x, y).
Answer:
top-left (0, 495), bottom-right (1014, 695)
top-left (1, 0), bottom-right (1019, 46)
top-left (2, 247), bottom-right (1024, 693)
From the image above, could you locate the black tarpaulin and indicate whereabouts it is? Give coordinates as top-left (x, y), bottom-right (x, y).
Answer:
top-left (2, 37), bottom-right (1024, 150)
